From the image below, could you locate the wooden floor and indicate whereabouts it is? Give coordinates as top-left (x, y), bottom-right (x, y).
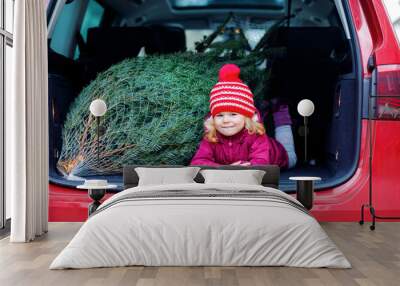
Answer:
top-left (0, 222), bottom-right (399, 286)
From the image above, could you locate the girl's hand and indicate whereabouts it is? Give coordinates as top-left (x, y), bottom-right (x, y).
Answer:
top-left (230, 161), bottom-right (251, 166)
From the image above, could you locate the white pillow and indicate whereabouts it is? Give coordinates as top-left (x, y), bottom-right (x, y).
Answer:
top-left (135, 167), bottom-right (201, 186)
top-left (200, 169), bottom-right (266, 185)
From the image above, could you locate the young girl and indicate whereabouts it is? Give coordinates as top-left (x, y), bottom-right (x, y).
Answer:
top-left (190, 63), bottom-right (297, 168)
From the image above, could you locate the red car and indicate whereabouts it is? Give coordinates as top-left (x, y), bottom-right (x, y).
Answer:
top-left (46, 0), bottom-right (400, 222)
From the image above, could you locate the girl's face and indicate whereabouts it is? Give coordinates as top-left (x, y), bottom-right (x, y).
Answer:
top-left (214, 112), bottom-right (246, 136)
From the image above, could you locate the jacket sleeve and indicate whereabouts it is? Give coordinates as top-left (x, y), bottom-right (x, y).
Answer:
top-left (249, 135), bottom-right (288, 168)
top-left (190, 139), bottom-right (221, 166)
top-left (248, 135), bottom-right (270, 165)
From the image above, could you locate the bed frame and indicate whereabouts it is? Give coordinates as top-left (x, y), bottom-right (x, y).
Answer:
top-left (123, 165), bottom-right (280, 189)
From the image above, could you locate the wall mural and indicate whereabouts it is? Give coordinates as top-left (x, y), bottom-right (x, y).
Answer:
top-left (56, 17), bottom-right (284, 177)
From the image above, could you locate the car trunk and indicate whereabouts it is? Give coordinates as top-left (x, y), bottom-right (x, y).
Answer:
top-left (262, 25), bottom-right (360, 191)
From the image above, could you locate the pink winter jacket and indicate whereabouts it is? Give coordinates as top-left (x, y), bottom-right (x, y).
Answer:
top-left (190, 129), bottom-right (288, 168)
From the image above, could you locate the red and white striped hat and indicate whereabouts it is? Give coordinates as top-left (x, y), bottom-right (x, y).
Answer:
top-left (209, 64), bottom-right (256, 118)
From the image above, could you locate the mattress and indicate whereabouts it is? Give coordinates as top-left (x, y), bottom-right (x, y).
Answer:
top-left (50, 183), bottom-right (351, 269)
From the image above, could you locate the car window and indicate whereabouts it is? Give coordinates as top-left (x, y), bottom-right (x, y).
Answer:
top-left (74, 0), bottom-right (105, 59)
top-left (171, 0), bottom-right (285, 10)
top-left (50, 0), bottom-right (104, 59)
top-left (382, 0), bottom-right (400, 45)
top-left (185, 28), bottom-right (266, 51)
top-left (50, 0), bottom-right (86, 58)
top-left (80, 0), bottom-right (104, 42)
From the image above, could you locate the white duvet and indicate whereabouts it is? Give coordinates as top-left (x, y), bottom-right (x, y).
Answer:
top-left (50, 183), bottom-right (351, 269)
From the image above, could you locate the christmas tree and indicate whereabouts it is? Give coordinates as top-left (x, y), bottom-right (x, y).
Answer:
top-left (56, 16), bottom-right (284, 176)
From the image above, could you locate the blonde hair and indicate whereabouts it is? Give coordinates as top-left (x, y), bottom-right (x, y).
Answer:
top-left (204, 114), bottom-right (266, 143)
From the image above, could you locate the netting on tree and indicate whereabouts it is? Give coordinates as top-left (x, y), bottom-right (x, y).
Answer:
top-left (57, 52), bottom-right (265, 177)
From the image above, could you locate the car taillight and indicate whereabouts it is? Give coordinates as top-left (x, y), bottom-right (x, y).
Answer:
top-left (374, 65), bottom-right (400, 120)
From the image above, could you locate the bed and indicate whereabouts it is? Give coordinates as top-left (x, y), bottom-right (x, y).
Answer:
top-left (50, 165), bottom-right (351, 269)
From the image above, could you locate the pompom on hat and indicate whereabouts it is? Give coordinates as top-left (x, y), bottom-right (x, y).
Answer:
top-left (209, 64), bottom-right (256, 118)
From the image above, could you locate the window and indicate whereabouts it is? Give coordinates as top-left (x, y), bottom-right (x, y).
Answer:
top-left (74, 0), bottom-right (105, 59)
top-left (382, 0), bottom-right (400, 45)
top-left (80, 0), bottom-right (104, 42)
top-left (1, 0), bottom-right (14, 233)
top-left (51, 0), bottom-right (104, 59)
top-left (51, 0), bottom-right (82, 58)
top-left (170, 0), bottom-right (285, 10)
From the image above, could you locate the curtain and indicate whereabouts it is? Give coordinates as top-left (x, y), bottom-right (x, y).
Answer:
top-left (7, 0), bottom-right (49, 242)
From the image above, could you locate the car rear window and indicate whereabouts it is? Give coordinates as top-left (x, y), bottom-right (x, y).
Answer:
top-left (382, 0), bottom-right (400, 45)
top-left (170, 0), bottom-right (285, 10)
